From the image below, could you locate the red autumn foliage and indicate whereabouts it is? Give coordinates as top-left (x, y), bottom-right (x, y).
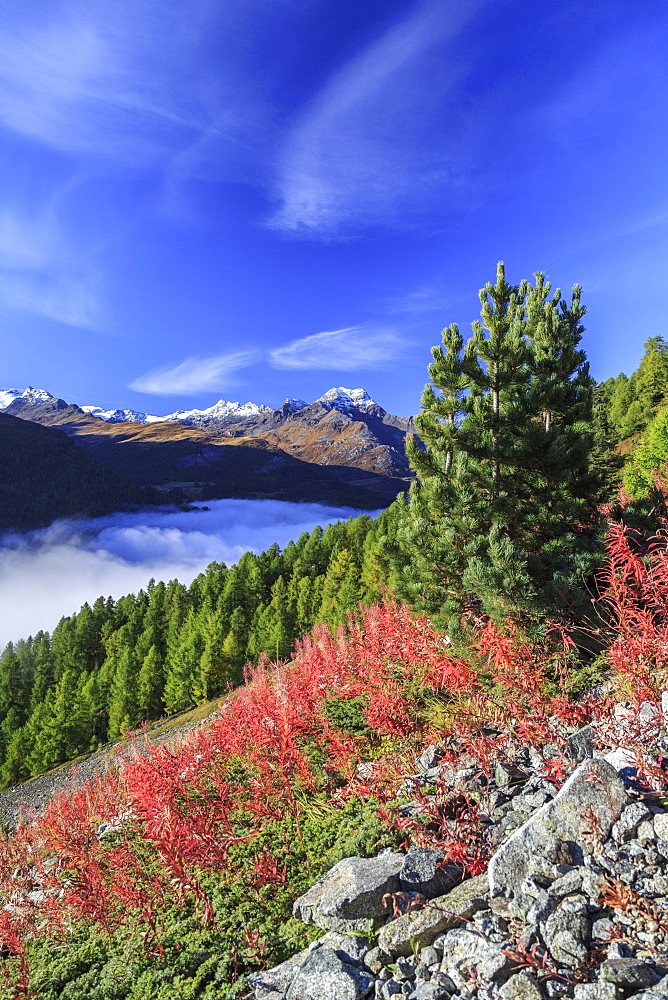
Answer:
top-left (599, 521), bottom-right (668, 702)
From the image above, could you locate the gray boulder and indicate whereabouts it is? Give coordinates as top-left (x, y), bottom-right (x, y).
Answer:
top-left (438, 927), bottom-right (511, 985)
top-left (285, 947), bottom-right (375, 1000)
top-left (250, 945), bottom-right (311, 999)
top-left (543, 899), bottom-right (590, 966)
top-left (488, 759), bottom-right (629, 903)
top-left (378, 874), bottom-right (489, 957)
top-left (600, 959), bottom-right (662, 989)
top-left (399, 846), bottom-right (462, 899)
top-left (566, 726), bottom-right (595, 762)
top-left (293, 853), bottom-right (404, 932)
top-left (611, 801), bottom-right (652, 843)
top-left (415, 745), bottom-right (447, 773)
top-left (574, 986), bottom-right (619, 1000)
top-left (407, 984), bottom-right (453, 999)
top-left (499, 972), bottom-right (545, 1000)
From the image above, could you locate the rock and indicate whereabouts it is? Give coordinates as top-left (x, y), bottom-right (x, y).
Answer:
top-left (543, 899), bottom-right (590, 966)
top-left (489, 759), bottom-right (629, 902)
top-left (318, 930), bottom-right (371, 964)
top-left (399, 847), bottom-right (462, 899)
top-left (604, 748), bottom-right (640, 788)
top-left (438, 928), bottom-right (511, 984)
top-left (394, 956), bottom-right (416, 981)
top-left (638, 819), bottom-right (657, 846)
top-left (653, 813), bottom-right (668, 841)
top-left (378, 874), bottom-right (489, 957)
top-left (495, 762), bottom-right (527, 788)
top-left (407, 985), bottom-right (453, 1000)
top-left (415, 746), bottom-right (447, 773)
top-left (573, 985), bottom-right (619, 1000)
top-left (499, 972), bottom-right (544, 1000)
top-left (379, 979), bottom-right (403, 997)
top-left (547, 869), bottom-right (582, 898)
top-left (545, 982), bottom-right (571, 999)
top-left (600, 959), bottom-right (662, 989)
top-left (612, 802), bottom-right (652, 843)
top-left (363, 948), bottom-right (382, 974)
top-left (420, 945), bottom-right (439, 968)
top-left (293, 853), bottom-right (404, 932)
top-left (567, 727), bottom-right (595, 762)
top-left (413, 960), bottom-right (430, 981)
top-left (285, 947), bottom-right (376, 1000)
top-left (250, 945), bottom-right (311, 999)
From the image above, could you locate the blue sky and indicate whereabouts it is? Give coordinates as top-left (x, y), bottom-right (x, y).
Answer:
top-left (1, 0), bottom-right (667, 417)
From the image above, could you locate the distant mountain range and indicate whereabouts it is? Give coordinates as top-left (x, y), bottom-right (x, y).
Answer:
top-left (0, 385), bottom-right (380, 427)
top-left (0, 386), bottom-right (416, 520)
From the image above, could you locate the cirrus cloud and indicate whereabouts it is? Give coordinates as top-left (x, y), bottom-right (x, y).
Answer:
top-left (129, 349), bottom-right (259, 395)
top-left (269, 324), bottom-right (406, 371)
top-left (268, 0), bottom-right (483, 237)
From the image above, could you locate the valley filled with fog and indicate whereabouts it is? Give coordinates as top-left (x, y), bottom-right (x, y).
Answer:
top-left (0, 499), bottom-right (377, 648)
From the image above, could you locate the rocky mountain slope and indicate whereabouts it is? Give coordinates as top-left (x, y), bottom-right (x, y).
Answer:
top-left (1, 386), bottom-right (414, 508)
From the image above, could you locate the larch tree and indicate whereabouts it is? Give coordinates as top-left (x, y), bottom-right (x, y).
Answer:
top-left (396, 262), bottom-right (603, 632)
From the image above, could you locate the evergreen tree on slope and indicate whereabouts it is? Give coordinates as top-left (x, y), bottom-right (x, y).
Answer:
top-left (396, 262), bottom-right (603, 632)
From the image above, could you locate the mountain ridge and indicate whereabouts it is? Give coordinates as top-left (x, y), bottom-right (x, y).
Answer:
top-left (1, 385), bottom-right (395, 427)
top-left (1, 384), bottom-right (417, 487)
top-left (1, 385), bottom-right (413, 511)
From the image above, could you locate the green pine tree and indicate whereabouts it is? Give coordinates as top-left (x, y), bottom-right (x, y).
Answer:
top-left (318, 549), bottom-right (362, 629)
top-left (137, 645), bottom-right (165, 720)
top-left (395, 262), bottom-right (603, 633)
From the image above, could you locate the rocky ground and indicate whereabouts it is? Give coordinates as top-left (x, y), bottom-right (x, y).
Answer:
top-left (250, 700), bottom-right (668, 1000)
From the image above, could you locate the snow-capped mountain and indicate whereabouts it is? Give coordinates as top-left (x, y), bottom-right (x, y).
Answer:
top-left (282, 398), bottom-right (308, 414)
top-left (1, 386), bottom-right (380, 426)
top-left (316, 387), bottom-right (376, 412)
top-left (0, 386), bottom-right (54, 409)
top-left (80, 398), bottom-right (274, 426)
top-left (80, 388), bottom-right (377, 425)
top-left (0, 383), bottom-right (415, 500)
top-left (80, 405), bottom-right (160, 424)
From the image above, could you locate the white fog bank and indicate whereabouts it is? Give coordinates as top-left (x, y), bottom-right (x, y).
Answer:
top-left (0, 499), bottom-right (380, 648)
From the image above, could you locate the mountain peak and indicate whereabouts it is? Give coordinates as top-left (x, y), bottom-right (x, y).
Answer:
top-left (316, 387), bottom-right (376, 411)
top-left (0, 386), bottom-right (54, 409)
top-left (281, 398), bottom-right (308, 413)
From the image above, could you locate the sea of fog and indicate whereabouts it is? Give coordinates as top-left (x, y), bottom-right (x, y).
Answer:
top-left (0, 499), bottom-right (381, 649)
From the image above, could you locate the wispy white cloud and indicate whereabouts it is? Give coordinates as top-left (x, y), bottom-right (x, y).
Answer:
top-left (129, 350), bottom-right (259, 395)
top-left (0, 3), bottom-right (209, 165)
top-left (268, 0), bottom-right (483, 236)
top-left (0, 270), bottom-right (99, 329)
top-left (269, 325), bottom-right (406, 371)
top-left (381, 283), bottom-right (454, 317)
top-left (0, 205), bottom-right (102, 328)
top-left (0, 0), bottom-right (272, 187)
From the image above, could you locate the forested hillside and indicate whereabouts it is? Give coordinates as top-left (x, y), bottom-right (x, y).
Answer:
top-left (595, 336), bottom-right (668, 495)
top-left (0, 413), bottom-right (154, 529)
top-left (0, 511), bottom-right (396, 785)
